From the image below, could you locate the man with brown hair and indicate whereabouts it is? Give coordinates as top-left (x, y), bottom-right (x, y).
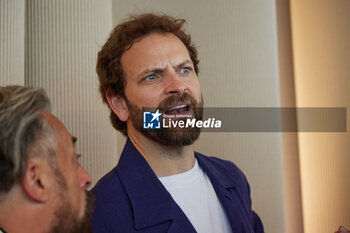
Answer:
top-left (0, 85), bottom-right (93, 233)
top-left (91, 13), bottom-right (264, 233)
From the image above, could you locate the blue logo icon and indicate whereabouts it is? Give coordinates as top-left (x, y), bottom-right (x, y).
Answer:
top-left (143, 110), bottom-right (162, 129)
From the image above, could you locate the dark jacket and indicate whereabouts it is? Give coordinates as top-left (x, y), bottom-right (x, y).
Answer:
top-left (91, 138), bottom-right (264, 233)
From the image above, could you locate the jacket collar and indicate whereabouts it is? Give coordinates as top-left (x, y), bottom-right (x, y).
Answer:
top-left (116, 138), bottom-right (195, 231)
top-left (116, 139), bottom-right (243, 232)
top-left (195, 152), bottom-right (239, 190)
top-left (195, 152), bottom-right (245, 232)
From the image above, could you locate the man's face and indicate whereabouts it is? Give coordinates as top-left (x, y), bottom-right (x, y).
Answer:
top-left (44, 113), bottom-right (93, 233)
top-left (120, 32), bottom-right (203, 146)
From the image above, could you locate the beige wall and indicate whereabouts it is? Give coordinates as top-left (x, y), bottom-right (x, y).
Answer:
top-left (290, 0), bottom-right (350, 232)
top-left (276, 0), bottom-right (304, 232)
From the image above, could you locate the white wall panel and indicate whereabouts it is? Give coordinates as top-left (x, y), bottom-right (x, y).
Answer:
top-left (25, 0), bottom-right (117, 186)
top-left (0, 0), bottom-right (25, 85)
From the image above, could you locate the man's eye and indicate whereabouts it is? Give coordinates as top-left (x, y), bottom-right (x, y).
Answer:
top-left (180, 67), bottom-right (191, 74)
top-left (145, 74), bottom-right (157, 81)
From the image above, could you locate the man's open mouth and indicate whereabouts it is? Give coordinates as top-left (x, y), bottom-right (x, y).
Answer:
top-left (164, 102), bottom-right (192, 117)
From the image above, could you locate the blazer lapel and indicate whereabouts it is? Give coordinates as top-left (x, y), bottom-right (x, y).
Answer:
top-left (166, 214), bottom-right (198, 233)
top-left (117, 139), bottom-right (196, 232)
top-left (196, 153), bottom-right (253, 233)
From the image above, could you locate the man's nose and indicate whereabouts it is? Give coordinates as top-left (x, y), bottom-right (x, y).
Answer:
top-left (79, 165), bottom-right (92, 189)
top-left (163, 70), bottom-right (188, 96)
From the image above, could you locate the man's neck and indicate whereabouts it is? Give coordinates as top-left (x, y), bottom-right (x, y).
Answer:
top-left (127, 129), bottom-right (196, 177)
top-left (0, 187), bottom-right (52, 233)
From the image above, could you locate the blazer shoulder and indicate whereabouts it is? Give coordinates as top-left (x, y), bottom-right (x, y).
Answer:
top-left (91, 165), bottom-right (130, 213)
top-left (91, 166), bottom-right (134, 233)
top-left (92, 166), bottom-right (121, 195)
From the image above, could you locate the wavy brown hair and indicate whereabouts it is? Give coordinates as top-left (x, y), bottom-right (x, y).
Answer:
top-left (96, 13), bottom-right (200, 135)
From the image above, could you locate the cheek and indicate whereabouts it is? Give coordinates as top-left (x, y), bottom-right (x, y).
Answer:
top-left (67, 168), bottom-right (81, 195)
top-left (128, 89), bottom-right (163, 107)
top-left (72, 177), bottom-right (83, 212)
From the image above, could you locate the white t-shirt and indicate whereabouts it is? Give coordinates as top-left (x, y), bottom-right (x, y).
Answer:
top-left (159, 160), bottom-right (232, 233)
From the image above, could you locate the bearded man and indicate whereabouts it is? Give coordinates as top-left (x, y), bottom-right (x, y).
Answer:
top-left (0, 85), bottom-right (93, 233)
top-left (91, 13), bottom-right (264, 233)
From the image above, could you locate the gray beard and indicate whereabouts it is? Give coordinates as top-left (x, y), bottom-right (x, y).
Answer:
top-left (50, 170), bottom-right (94, 233)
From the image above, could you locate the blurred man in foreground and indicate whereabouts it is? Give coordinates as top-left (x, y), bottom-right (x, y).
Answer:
top-left (0, 85), bottom-right (93, 233)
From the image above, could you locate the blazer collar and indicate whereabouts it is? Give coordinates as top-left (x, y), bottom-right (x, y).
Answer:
top-left (116, 139), bottom-right (242, 232)
top-left (116, 138), bottom-right (194, 231)
top-left (195, 152), bottom-right (238, 190)
top-left (195, 152), bottom-right (245, 232)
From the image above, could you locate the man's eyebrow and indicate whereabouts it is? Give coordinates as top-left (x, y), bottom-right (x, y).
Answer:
top-left (136, 60), bottom-right (193, 79)
top-left (175, 60), bottom-right (193, 68)
top-left (136, 67), bottom-right (165, 79)
top-left (72, 136), bottom-right (77, 145)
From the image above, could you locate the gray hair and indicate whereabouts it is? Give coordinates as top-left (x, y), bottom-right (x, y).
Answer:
top-left (0, 85), bottom-right (57, 194)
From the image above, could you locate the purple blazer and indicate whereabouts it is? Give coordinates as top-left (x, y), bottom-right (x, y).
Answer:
top-left (91, 139), bottom-right (264, 233)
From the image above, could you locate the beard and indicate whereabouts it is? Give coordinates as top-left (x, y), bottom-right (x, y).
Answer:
top-left (50, 171), bottom-right (95, 233)
top-left (126, 93), bottom-right (203, 147)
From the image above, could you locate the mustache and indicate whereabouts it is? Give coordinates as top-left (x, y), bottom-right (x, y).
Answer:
top-left (140, 93), bottom-right (200, 112)
top-left (159, 93), bottom-right (198, 109)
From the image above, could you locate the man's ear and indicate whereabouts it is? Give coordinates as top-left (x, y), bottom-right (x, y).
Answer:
top-left (106, 89), bottom-right (129, 122)
top-left (21, 158), bottom-right (50, 203)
